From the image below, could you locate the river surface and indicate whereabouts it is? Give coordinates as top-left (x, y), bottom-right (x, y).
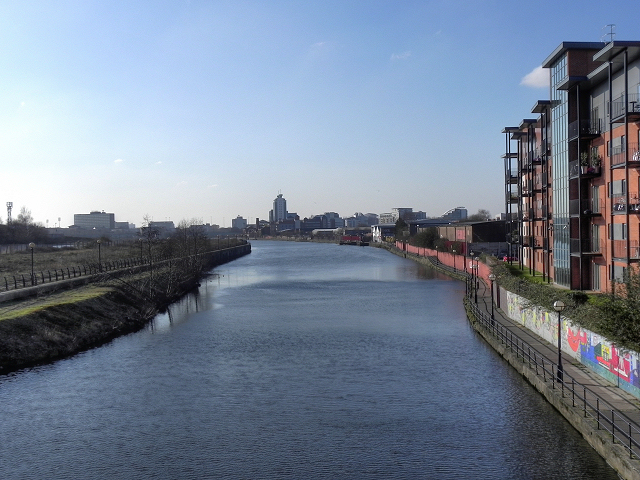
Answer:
top-left (0, 241), bottom-right (620, 479)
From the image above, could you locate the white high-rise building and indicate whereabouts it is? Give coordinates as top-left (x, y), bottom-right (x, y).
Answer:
top-left (232, 216), bottom-right (247, 230)
top-left (269, 193), bottom-right (287, 223)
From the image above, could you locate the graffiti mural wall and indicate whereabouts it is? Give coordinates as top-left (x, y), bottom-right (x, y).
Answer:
top-left (504, 290), bottom-right (640, 399)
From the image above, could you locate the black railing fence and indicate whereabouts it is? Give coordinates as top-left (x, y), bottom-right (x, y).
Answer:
top-left (1, 241), bottom-right (248, 293)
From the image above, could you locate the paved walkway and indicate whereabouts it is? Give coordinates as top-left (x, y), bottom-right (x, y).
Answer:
top-left (473, 274), bottom-right (640, 415)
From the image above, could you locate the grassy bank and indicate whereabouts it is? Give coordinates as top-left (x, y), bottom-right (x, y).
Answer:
top-left (0, 243), bottom-right (250, 374)
top-left (0, 286), bottom-right (148, 373)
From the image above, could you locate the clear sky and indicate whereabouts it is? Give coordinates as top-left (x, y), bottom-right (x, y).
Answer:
top-left (1, 1), bottom-right (638, 228)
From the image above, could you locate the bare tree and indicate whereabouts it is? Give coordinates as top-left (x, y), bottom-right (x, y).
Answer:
top-left (467, 209), bottom-right (491, 222)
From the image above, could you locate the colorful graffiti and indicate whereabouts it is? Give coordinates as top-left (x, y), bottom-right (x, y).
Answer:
top-left (579, 333), bottom-right (636, 388)
top-left (504, 291), bottom-right (640, 398)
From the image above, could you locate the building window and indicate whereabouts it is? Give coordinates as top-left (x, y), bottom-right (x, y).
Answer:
top-left (592, 263), bottom-right (601, 291)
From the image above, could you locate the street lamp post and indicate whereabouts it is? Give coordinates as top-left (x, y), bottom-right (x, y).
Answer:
top-left (452, 249), bottom-right (456, 271)
top-left (29, 242), bottom-right (35, 285)
top-left (435, 246), bottom-right (439, 263)
top-left (469, 251), bottom-right (474, 300)
top-left (554, 300), bottom-right (566, 382)
top-left (474, 257), bottom-right (479, 304)
top-left (488, 273), bottom-right (496, 321)
top-left (97, 239), bottom-right (102, 272)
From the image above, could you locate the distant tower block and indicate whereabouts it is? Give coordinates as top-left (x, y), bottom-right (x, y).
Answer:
top-left (6, 202), bottom-right (12, 223)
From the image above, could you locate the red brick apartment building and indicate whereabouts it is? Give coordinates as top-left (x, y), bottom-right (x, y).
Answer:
top-left (504, 41), bottom-right (640, 292)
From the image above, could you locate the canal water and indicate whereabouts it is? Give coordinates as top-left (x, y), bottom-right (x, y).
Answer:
top-left (0, 241), bottom-right (619, 479)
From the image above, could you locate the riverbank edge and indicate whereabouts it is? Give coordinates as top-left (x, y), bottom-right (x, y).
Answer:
top-left (375, 242), bottom-right (640, 480)
top-left (463, 296), bottom-right (640, 480)
top-left (0, 244), bottom-right (251, 375)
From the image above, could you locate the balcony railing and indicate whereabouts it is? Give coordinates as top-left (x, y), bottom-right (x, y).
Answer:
top-left (569, 198), bottom-right (604, 216)
top-left (611, 92), bottom-right (640, 120)
top-left (528, 150), bottom-right (544, 164)
top-left (612, 200), bottom-right (640, 214)
top-left (569, 159), bottom-right (602, 177)
top-left (611, 144), bottom-right (627, 167)
top-left (613, 240), bottom-right (640, 259)
top-left (568, 118), bottom-right (602, 139)
top-left (570, 238), bottom-right (603, 254)
top-left (631, 143), bottom-right (640, 164)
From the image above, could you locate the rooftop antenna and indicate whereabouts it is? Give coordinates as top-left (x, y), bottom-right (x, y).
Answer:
top-left (6, 202), bottom-right (12, 222)
top-left (601, 24), bottom-right (615, 43)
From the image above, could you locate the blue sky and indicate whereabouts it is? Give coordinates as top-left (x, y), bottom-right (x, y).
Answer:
top-left (0, 1), bottom-right (637, 228)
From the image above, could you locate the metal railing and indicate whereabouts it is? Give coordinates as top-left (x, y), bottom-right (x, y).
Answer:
top-left (467, 291), bottom-right (640, 460)
top-left (1, 255), bottom-right (150, 292)
top-left (1, 241), bottom-right (249, 293)
top-left (611, 93), bottom-right (640, 120)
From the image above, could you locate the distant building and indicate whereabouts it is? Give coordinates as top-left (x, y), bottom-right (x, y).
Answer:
top-left (392, 208), bottom-right (414, 221)
top-left (441, 207), bottom-right (468, 222)
top-left (74, 211), bottom-right (115, 229)
top-left (344, 213), bottom-right (378, 228)
top-left (323, 212), bottom-right (344, 228)
top-left (147, 221), bottom-right (175, 238)
top-left (149, 221), bottom-right (175, 231)
top-left (269, 193), bottom-right (287, 223)
top-left (378, 213), bottom-right (396, 224)
top-left (300, 215), bottom-right (327, 232)
top-left (438, 220), bottom-right (507, 253)
top-left (232, 216), bottom-right (248, 230)
top-left (380, 208), bottom-right (421, 225)
top-left (406, 211), bottom-right (427, 221)
top-left (372, 224), bottom-right (396, 243)
top-left (276, 217), bottom-right (298, 233)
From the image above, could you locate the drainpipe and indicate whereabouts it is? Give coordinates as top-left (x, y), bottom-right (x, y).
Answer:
top-left (624, 49), bottom-right (630, 266)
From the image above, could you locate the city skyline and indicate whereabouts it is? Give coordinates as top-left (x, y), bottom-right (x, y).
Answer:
top-left (1, 1), bottom-right (638, 227)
